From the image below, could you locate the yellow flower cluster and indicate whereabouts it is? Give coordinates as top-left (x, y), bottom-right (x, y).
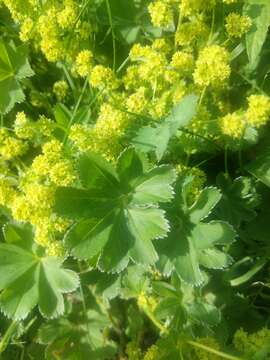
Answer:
top-left (143, 345), bottom-right (159, 360)
top-left (14, 112), bottom-right (35, 140)
top-left (225, 13), bottom-right (252, 38)
top-left (233, 327), bottom-right (270, 357)
top-left (90, 65), bottom-right (119, 90)
top-left (125, 341), bottom-right (142, 360)
top-left (170, 51), bottom-right (194, 74)
top-left (220, 112), bottom-right (245, 139)
top-left (126, 87), bottom-right (148, 114)
top-left (53, 80), bottom-right (69, 101)
top-left (246, 94), bottom-right (270, 127)
top-left (177, 165), bottom-right (206, 204)
top-left (187, 337), bottom-right (221, 359)
top-left (0, 128), bottom-right (28, 160)
top-left (75, 50), bottom-right (94, 77)
top-left (31, 139), bottom-right (76, 186)
top-left (3, 0), bottom-right (92, 63)
top-left (193, 45), bottom-right (231, 87)
top-left (69, 105), bottom-right (129, 161)
top-left (175, 17), bottom-right (209, 47)
top-left (0, 177), bottom-right (16, 208)
top-left (148, 1), bottom-right (174, 28)
top-left (180, 0), bottom-right (215, 17)
top-left (69, 124), bottom-right (93, 152)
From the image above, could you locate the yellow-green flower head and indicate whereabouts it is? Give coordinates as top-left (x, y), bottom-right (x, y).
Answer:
top-left (223, 0), bottom-right (238, 4)
top-left (126, 87), bottom-right (148, 113)
top-left (57, 0), bottom-right (77, 29)
top-left (220, 112), bottom-right (245, 138)
top-left (180, 0), bottom-right (215, 17)
top-left (42, 139), bottom-right (63, 161)
top-left (233, 328), bottom-right (270, 356)
top-left (52, 215), bottom-right (72, 233)
top-left (53, 80), bottom-right (69, 101)
top-left (129, 44), bottom-right (152, 61)
top-left (11, 195), bottom-right (33, 222)
top-left (190, 337), bottom-right (220, 359)
top-left (149, 91), bottom-right (172, 119)
top-left (0, 177), bottom-right (16, 207)
top-left (49, 160), bottom-right (76, 186)
top-left (19, 17), bottom-right (34, 42)
top-left (69, 124), bottom-right (92, 152)
top-left (78, 21), bottom-right (92, 40)
top-left (0, 128), bottom-right (8, 142)
top-left (36, 115), bottom-right (54, 137)
top-left (0, 136), bottom-right (28, 160)
top-left (193, 45), bottom-right (231, 87)
top-left (14, 111), bottom-right (35, 140)
top-left (246, 94), bottom-right (270, 127)
top-left (164, 68), bottom-right (181, 84)
top-left (123, 66), bottom-right (142, 90)
top-left (34, 222), bottom-right (52, 247)
top-left (75, 50), bottom-right (93, 77)
top-left (225, 13), bottom-right (252, 38)
top-left (40, 36), bottom-right (64, 62)
top-left (126, 341), bottom-right (142, 360)
top-left (152, 38), bottom-right (172, 54)
top-left (89, 65), bottom-right (119, 90)
top-left (170, 51), bottom-right (194, 74)
top-left (31, 155), bottom-right (51, 177)
top-left (143, 345), bottom-right (159, 360)
top-left (46, 241), bottom-right (66, 257)
top-left (37, 8), bottom-right (64, 62)
top-left (175, 17), bottom-right (209, 46)
top-left (176, 164), bottom-right (206, 203)
top-left (138, 52), bottom-right (167, 82)
top-left (171, 83), bottom-right (186, 105)
top-left (148, 1), bottom-right (174, 28)
top-left (95, 103), bottom-right (128, 138)
top-left (23, 183), bottom-right (55, 210)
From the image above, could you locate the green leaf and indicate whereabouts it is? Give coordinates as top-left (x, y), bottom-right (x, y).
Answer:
top-left (57, 148), bottom-right (175, 272)
top-left (214, 175), bottom-right (258, 227)
top-left (244, 0), bottom-right (270, 69)
top-left (188, 187), bottom-right (222, 224)
top-left (132, 94), bottom-right (198, 160)
top-left (0, 41), bottom-right (34, 114)
top-left (246, 148), bottom-right (270, 187)
top-left (157, 184), bottom-right (235, 285)
top-left (131, 166), bottom-right (176, 205)
top-left (127, 207), bottom-right (169, 265)
top-left (121, 265), bottom-right (150, 298)
top-left (54, 103), bottom-right (71, 129)
top-left (0, 223), bottom-right (79, 320)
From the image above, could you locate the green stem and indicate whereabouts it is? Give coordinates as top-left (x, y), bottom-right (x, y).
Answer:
top-left (143, 307), bottom-right (167, 333)
top-left (208, 6), bottom-right (216, 44)
top-left (116, 55), bottom-right (129, 73)
top-left (63, 77), bottom-right (89, 144)
top-left (0, 320), bottom-right (17, 354)
top-left (187, 340), bottom-right (242, 360)
top-left (78, 262), bottom-right (93, 348)
top-left (0, 114), bottom-right (3, 127)
top-left (198, 87), bottom-right (207, 107)
top-left (62, 63), bottom-right (76, 98)
top-left (224, 144), bottom-right (230, 178)
top-left (105, 0), bottom-right (116, 72)
top-left (232, 69), bottom-right (267, 95)
top-left (142, 308), bottom-right (240, 360)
